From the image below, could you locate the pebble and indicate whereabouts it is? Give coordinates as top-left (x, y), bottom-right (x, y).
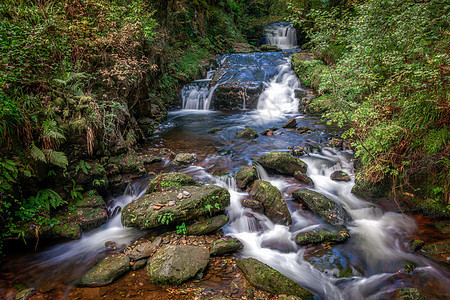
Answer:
top-left (177, 193), bottom-right (183, 199)
top-left (168, 200), bottom-right (176, 206)
top-left (183, 191), bottom-right (191, 197)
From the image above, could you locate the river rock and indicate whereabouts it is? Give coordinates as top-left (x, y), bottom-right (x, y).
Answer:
top-left (422, 241), bottom-right (450, 265)
top-left (296, 126), bottom-right (311, 134)
top-left (260, 44), bottom-right (281, 52)
top-left (146, 172), bottom-right (199, 194)
top-left (173, 153), bottom-right (197, 165)
top-left (210, 237), bottom-right (243, 256)
top-left (236, 258), bottom-right (314, 299)
top-left (392, 287), bottom-right (427, 300)
top-left (282, 118), bottom-right (297, 128)
top-left (236, 126), bottom-right (259, 139)
top-left (147, 245), bottom-right (209, 284)
top-left (208, 127), bottom-right (223, 134)
top-left (250, 180), bottom-right (291, 225)
top-left (186, 215), bottom-right (229, 235)
top-left (330, 171), bottom-right (351, 182)
top-left (294, 171), bottom-right (314, 186)
top-left (235, 165), bottom-right (258, 189)
top-left (242, 199), bottom-right (265, 214)
top-left (296, 229), bottom-right (349, 245)
top-left (292, 189), bottom-right (352, 226)
top-left (79, 254), bottom-right (130, 286)
top-left (122, 185), bottom-right (230, 230)
top-left (253, 152), bottom-right (307, 176)
top-left (126, 237), bottom-right (162, 261)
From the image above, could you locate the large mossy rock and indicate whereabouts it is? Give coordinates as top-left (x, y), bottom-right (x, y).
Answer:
top-left (250, 180), bottom-right (291, 225)
top-left (235, 165), bottom-right (258, 189)
top-left (186, 215), bottom-right (229, 235)
top-left (296, 229), bottom-right (349, 245)
top-left (236, 126), bottom-right (259, 139)
top-left (147, 245), bottom-right (209, 285)
top-left (210, 237), bottom-right (243, 256)
top-left (254, 152), bottom-right (307, 176)
top-left (236, 258), bottom-right (313, 299)
top-left (292, 189), bottom-right (351, 226)
top-left (122, 185), bottom-right (230, 230)
top-left (146, 172), bottom-right (200, 194)
top-left (79, 254), bottom-right (130, 286)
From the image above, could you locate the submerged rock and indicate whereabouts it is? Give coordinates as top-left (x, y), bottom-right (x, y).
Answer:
top-left (296, 229), bottom-right (349, 245)
top-left (147, 245), bottom-right (209, 285)
top-left (210, 237), bottom-right (243, 256)
top-left (330, 171), bottom-right (351, 182)
top-left (79, 254), bottom-right (130, 286)
top-left (208, 127), bottom-right (223, 134)
top-left (292, 189), bottom-right (352, 226)
top-left (236, 258), bottom-right (313, 299)
top-left (236, 126), bottom-right (259, 139)
top-left (282, 118), bottom-right (297, 128)
top-left (186, 215), bottom-right (229, 235)
top-left (122, 185), bottom-right (230, 230)
top-left (146, 172), bottom-right (199, 194)
top-left (173, 153), bottom-right (197, 165)
top-left (254, 152), bottom-right (307, 176)
top-left (250, 180), bottom-right (291, 225)
top-left (235, 165), bottom-right (258, 189)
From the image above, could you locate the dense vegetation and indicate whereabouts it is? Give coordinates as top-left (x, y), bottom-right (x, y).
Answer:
top-left (289, 0), bottom-right (449, 214)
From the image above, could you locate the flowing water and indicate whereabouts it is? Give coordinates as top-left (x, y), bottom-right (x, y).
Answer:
top-left (2, 24), bottom-right (449, 299)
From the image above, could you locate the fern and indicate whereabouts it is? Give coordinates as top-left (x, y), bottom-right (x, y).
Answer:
top-left (28, 189), bottom-right (67, 213)
top-left (46, 150), bottom-right (68, 170)
top-left (30, 143), bottom-right (46, 162)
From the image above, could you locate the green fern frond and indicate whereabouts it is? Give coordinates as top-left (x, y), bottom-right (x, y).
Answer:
top-left (46, 150), bottom-right (68, 170)
top-left (30, 143), bottom-right (46, 162)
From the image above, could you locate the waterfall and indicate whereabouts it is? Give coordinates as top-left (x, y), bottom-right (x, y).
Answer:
top-left (181, 79), bottom-right (212, 110)
top-left (264, 23), bottom-right (297, 49)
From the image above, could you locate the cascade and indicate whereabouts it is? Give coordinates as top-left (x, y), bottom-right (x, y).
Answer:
top-left (264, 22), bottom-right (298, 49)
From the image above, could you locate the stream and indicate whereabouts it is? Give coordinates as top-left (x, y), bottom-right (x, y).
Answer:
top-left (1, 24), bottom-right (449, 299)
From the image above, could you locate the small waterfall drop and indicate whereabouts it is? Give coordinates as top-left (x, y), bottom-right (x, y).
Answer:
top-left (264, 22), bottom-right (297, 49)
top-left (181, 67), bottom-right (217, 110)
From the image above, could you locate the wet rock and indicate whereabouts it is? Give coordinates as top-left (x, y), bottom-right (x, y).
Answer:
top-left (294, 88), bottom-right (308, 99)
top-left (210, 237), bottom-right (243, 256)
top-left (208, 127), bottom-right (223, 134)
top-left (212, 82), bottom-right (262, 110)
top-left (235, 165), bottom-right (258, 189)
top-left (296, 126), bottom-right (311, 134)
top-left (294, 171), bottom-right (314, 186)
top-left (351, 177), bottom-right (391, 199)
top-left (173, 153), bottom-right (197, 165)
top-left (142, 155), bottom-right (162, 164)
top-left (236, 126), bottom-right (259, 139)
top-left (126, 237), bottom-right (162, 261)
top-left (146, 172), bottom-right (199, 194)
top-left (292, 189), bottom-right (352, 226)
top-left (242, 199), bottom-right (265, 214)
top-left (295, 229), bottom-right (349, 245)
top-left (187, 215), bottom-right (229, 235)
top-left (15, 288), bottom-right (34, 300)
top-left (330, 171), bottom-right (351, 182)
top-left (408, 239), bottom-right (425, 252)
top-left (304, 247), bottom-right (362, 278)
top-left (122, 185), bottom-right (230, 230)
top-left (261, 129), bottom-right (274, 136)
top-left (250, 180), bottom-right (291, 225)
top-left (147, 245), bottom-right (209, 285)
top-left (236, 258), bottom-right (313, 299)
top-left (291, 147), bottom-right (305, 157)
top-left (422, 241), bottom-right (450, 265)
top-left (79, 254), bottom-right (130, 286)
top-left (282, 118), bottom-right (297, 128)
top-left (254, 152), bottom-right (307, 176)
top-left (130, 258), bottom-right (147, 271)
top-left (260, 44), bottom-right (281, 52)
top-left (392, 287), bottom-right (427, 300)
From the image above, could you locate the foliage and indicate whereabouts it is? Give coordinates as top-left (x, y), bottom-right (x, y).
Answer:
top-left (289, 0), bottom-right (450, 204)
top-left (158, 212), bottom-right (174, 225)
top-left (176, 222), bottom-right (187, 235)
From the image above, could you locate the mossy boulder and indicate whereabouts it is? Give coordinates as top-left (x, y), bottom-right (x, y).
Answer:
top-left (236, 126), bottom-right (259, 139)
top-left (235, 165), bottom-right (258, 189)
top-left (250, 180), bottom-right (291, 225)
top-left (292, 189), bottom-right (352, 226)
top-left (236, 258), bottom-right (314, 299)
top-left (146, 172), bottom-right (200, 194)
top-left (330, 171), bottom-right (351, 182)
top-left (186, 215), bottom-right (229, 235)
top-left (79, 254), bottom-right (130, 286)
top-left (296, 229), bottom-right (349, 245)
top-left (173, 153), bottom-right (197, 165)
top-left (210, 237), bottom-right (243, 256)
top-left (147, 245), bottom-right (209, 285)
top-left (351, 177), bottom-right (391, 199)
top-left (253, 152), bottom-right (307, 176)
top-left (122, 185), bottom-right (230, 230)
